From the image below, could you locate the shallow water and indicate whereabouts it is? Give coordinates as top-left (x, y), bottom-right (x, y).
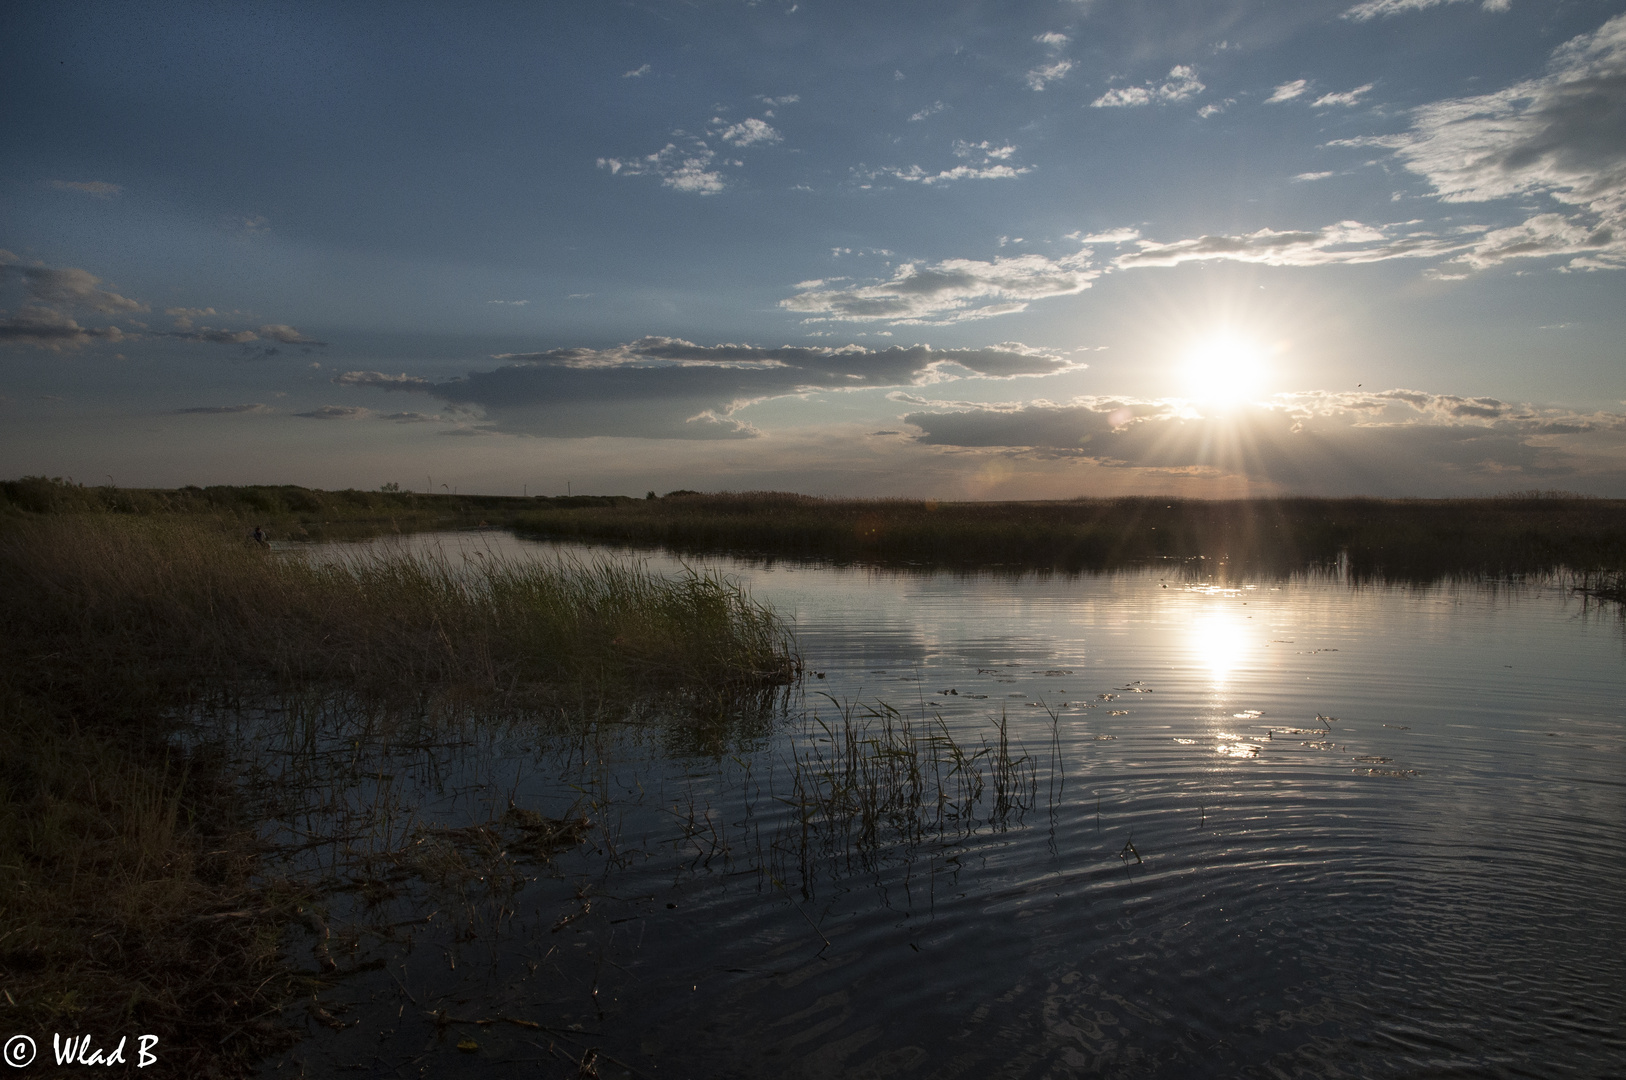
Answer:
top-left (255, 532), bottom-right (1625, 1079)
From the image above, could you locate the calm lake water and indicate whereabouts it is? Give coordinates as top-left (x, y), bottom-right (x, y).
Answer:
top-left (251, 532), bottom-right (1626, 1079)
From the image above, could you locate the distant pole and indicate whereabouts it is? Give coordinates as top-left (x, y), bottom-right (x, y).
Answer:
top-left (567, 480), bottom-right (571, 496)
top-left (524, 483), bottom-right (527, 497)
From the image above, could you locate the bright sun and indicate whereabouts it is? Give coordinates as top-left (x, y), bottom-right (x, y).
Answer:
top-left (1180, 334), bottom-right (1269, 406)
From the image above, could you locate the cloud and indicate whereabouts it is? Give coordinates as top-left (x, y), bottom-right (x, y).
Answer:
top-left (1293, 171), bottom-right (1336, 181)
top-left (1266, 79), bottom-right (1309, 103)
top-left (862, 140), bottom-right (1030, 187)
top-left (256, 324), bottom-right (323, 345)
top-left (334, 370), bottom-right (435, 391)
top-left (414, 337), bottom-right (1081, 440)
top-left (714, 117), bottom-right (781, 147)
top-left (756, 94), bottom-right (800, 107)
top-left (294, 405), bottom-right (371, 420)
top-left (1110, 220), bottom-right (1464, 269)
top-left (1344, 0), bottom-right (1509, 22)
top-left (908, 101), bottom-right (947, 122)
top-left (1026, 60), bottom-right (1074, 91)
top-left (0, 306), bottom-right (127, 350)
top-left (49, 180), bottom-right (122, 198)
top-left (174, 403), bottom-right (269, 414)
top-left (1312, 83), bottom-right (1375, 107)
top-left (599, 139), bottom-right (726, 194)
top-left (1198, 98), bottom-right (1236, 118)
top-left (898, 390), bottom-right (1626, 494)
top-left (1034, 31), bottom-right (1070, 46)
top-left (1369, 13), bottom-right (1626, 269)
top-left (623, 64), bottom-right (651, 78)
top-left (781, 253), bottom-right (1097, 323)
top-left (0, 252), bottom-right (146, 313)
top-left (379, 411), bottom-right (447, 423)
top-left (1091, 66), bottom-right (1204, 107)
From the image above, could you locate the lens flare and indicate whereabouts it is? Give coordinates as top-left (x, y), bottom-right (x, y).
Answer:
top-left (1181, 334), bottom-right (1268, 406)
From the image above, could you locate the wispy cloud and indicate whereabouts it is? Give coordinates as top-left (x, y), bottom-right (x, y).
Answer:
top-left (175, 403), bottom-right (269, 414)
top-left (1026, 60), bottom-right (1073, 91)
top-left (908, 101), bottom-right (946, 122)
top-left (1265, 79), bottom-right (1308, 103)
top-left (861, 140), bottom-right (1030, 187)
top-left (48, 180), bottom-right (122, 198)
top-left (334, 370), bottom-right (434, 391)
top-left (623, 64), bottom-right (651, 78)
top-left (1344, 0), bottom-right (1510, 22)
top-left (1312, 83), bottom-right (1375, 107)
top-left (782, 253), bottom-right (1096, 323)
top-left (599, 139), bottom-right (727, 195)
top-left (713, 117), bottom-right (781, 147)
top-left (294, 405), bottom-right (371, 420)
top-left (1091, 66), bottom-right (1204, 108)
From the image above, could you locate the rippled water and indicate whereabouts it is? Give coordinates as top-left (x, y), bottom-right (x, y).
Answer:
top-left (256, 533), bottom-right (1625, 1079)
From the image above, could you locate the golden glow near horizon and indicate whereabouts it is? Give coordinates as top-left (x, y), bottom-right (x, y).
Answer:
top-left (1180, 333), bottom-right (1270, 407)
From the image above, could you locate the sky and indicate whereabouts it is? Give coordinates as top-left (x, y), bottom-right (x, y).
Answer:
top-left (3, 0), bottom-right (1625, 499)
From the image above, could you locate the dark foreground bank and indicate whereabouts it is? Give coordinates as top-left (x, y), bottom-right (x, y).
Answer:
top-left (0, 513), bottom-right (797, 1076)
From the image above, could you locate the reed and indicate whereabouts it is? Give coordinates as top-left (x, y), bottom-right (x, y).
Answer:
top-left (514, 490), bottom-right (1626, 582)
top-left (0, 514), bottom-right (799, 713)
top-left (0, 682), bottom-right (306, 1075)
top-left (774, 698), bottom-right (1039, 883)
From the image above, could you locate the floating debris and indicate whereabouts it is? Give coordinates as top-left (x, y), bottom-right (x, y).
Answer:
top-left (1382, 724), bottom-right (1411, 731)
top-left (1042, 669), bottom-right (1074, 676)
top-left (1234, 710), bottom-right (1264, 719)
top-left (1173, 737), bottom-right (1198, 745)
top-left (1353, 755), bottom-right (1391, 764)
top-left (1095, 734), bottom-right (1117, 741)
top-left (1109, 709), bottom-right (1130, 715)
top-left (1097, 693), bottom-right (1118, 701)
top-left (1301, 740), bottom-right (1338, 750)
top-left (1354, 767), bottom-right (1419, 778)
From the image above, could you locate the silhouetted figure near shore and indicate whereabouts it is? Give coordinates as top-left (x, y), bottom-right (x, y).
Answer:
top-left (251, 524), bottom-right (269, 548)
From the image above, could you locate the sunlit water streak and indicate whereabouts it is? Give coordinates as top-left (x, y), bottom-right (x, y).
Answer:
top-left (244, 532), bottom-right (1625, 1079)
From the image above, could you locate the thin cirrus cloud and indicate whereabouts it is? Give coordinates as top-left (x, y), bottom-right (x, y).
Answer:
top-left (1312, 83), bottom-right (1375, 107)
top-left (1344, 0), bottom-right (1511, 22)
top-left (48, 180), bottom-right (122, 198)
top-left (1265, 79), bottom-right (1309, 103)
top-left (895, 391), bottom-right (1626, 494)
top-left (174, 403), bottom-right (269, 414)
top-left (1090, 66), bottom-right (1204, 108)
top-left (338, 338), bottom-right (1083, 440)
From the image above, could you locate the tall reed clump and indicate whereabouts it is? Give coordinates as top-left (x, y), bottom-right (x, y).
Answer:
top-left (0, 515), bottom-right (799, 713)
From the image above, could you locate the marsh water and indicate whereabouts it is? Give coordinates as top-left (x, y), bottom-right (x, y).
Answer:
top-left (244, 532), bottom-right (1626, 1079)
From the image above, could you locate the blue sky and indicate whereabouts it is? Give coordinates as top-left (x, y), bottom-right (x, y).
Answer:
top-left (3, 0), bottom-right (1624, 497)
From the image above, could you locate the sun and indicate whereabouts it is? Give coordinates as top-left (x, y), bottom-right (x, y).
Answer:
top-left (1179, 333), bottom-right (1269, 406)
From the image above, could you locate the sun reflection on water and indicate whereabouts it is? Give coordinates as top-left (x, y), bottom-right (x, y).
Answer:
top-left (1187, 601), bottom-right (1254, 683)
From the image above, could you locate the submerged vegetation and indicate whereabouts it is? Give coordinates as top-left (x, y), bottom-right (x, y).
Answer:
top-left (515, 490), bottom-right (1626, 581)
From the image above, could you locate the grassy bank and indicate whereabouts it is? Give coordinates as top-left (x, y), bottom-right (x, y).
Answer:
top-left (514, 491), bottom-right (1626, 580)
top-left (0, 514), bottom-right (798, 1074)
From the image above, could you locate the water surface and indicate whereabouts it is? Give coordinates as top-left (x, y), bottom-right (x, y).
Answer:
top-left (255, 532), bottom-right (1625, 1079)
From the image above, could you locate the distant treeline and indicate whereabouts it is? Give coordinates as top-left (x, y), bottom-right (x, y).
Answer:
top-left (513, 490), bottom-right (1626, 581)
